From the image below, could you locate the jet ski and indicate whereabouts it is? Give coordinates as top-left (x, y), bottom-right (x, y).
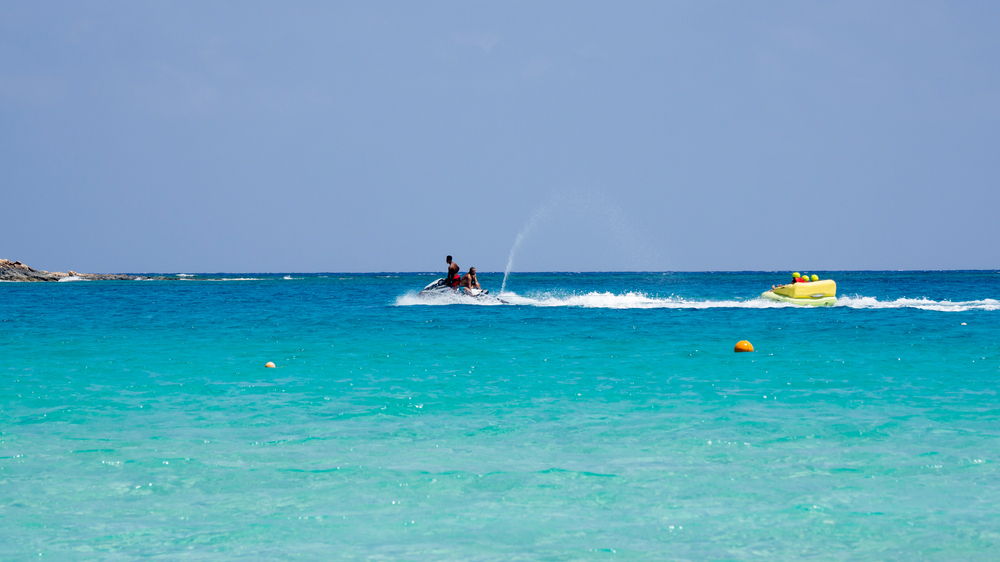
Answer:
top-left (419, 278), bottom-right (508, 304)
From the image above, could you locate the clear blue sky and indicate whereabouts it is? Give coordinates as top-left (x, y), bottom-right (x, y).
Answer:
top-left (3, 2), bottom-right (998, 272)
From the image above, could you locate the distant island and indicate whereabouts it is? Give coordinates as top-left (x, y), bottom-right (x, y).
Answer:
top-left (0, 259), bottom-right (171, 282)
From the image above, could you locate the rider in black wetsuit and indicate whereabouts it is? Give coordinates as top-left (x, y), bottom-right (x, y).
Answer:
top-left (445, 255), bottom-right (461, 288)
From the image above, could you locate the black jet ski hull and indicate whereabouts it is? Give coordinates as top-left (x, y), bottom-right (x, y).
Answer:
top-left (418, 278), bottom-right (507, 304)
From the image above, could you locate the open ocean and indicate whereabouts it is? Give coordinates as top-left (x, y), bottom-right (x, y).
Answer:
top-left (2, 271), bottom-right (998, 559)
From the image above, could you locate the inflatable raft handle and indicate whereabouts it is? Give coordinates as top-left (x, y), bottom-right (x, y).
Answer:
top-left (809, 293), bottom-right (825, 298)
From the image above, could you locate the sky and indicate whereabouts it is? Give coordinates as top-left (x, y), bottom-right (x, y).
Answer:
top-left (3, 1), bottom-right (999, 272)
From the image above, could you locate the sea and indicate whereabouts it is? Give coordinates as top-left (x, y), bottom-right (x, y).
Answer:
top-left (2, 271), bottom-right (998, 559)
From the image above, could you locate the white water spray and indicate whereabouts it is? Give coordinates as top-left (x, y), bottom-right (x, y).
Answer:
top-left (396, 291), bottom-right (1000, 311)
top-left (500, 205), bottom-right (549, 294)
top-left (497, 189), bottom-right (663, 293)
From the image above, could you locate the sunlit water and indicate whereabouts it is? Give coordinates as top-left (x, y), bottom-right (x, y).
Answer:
top-left (2, 271), bottom-right (998, 558)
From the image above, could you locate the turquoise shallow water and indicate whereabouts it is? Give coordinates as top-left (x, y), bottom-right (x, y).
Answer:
top-left (2, 271), bottom-right (999, 559)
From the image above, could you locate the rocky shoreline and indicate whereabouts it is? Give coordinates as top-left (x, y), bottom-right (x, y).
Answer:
top-left (0, 259), bottom-right (173, 282)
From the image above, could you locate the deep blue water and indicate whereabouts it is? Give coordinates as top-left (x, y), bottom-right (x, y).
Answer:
top-left (2, 271), bottom-right (998, 559)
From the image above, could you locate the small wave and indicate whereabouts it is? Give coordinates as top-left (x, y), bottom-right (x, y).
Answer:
top-left (202, 277), bottom-right (262, 282)
top-left (57, 276), bottom-right (89, 282)
top-left (283, 275), bottom-right (296, 280)
top-left (176, 273), bottom-right (195, 277)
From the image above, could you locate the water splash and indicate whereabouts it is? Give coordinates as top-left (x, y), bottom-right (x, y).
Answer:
top-left (500, 205), bottom-right (550, 294)
top-left (397, 291), bottom-right (1000, 311)
top-left (498, 190), bottom-right (662, 293)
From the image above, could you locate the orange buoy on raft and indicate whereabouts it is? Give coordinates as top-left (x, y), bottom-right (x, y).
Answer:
top-left (734, 340), bottom-right (754, 353)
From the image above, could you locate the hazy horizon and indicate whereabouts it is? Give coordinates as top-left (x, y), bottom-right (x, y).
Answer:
top-left (14, 265), bottom-right (996, 275)
top-left (5, 2), bottom-right (999, 273)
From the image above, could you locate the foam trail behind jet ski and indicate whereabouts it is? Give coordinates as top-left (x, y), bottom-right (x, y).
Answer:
top-left (835, 295), bottom-right (1000, 311)
top-left (396, 291), bottom-right (505, 306)
top-left (499, 292), bottom-right (788, 309)
top-left (397, 291), bottom-right (1000, 311)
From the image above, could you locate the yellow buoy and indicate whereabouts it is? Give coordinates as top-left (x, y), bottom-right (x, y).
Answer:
top-left (264, 361), bottom-right (276, 368)
top-left (734, 340), bottom-right (754, 353)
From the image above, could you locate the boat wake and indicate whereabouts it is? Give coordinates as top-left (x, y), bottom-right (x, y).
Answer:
top-left (396, 291), bottom-right (999, 311)
top-left (396, 291), bottom-right (506, 306)
top-left (184, 277), bottom-right (263, 282)
top-left (501, 292), bottom-right (784, 309)
top-left (836, 295), bottom-right (1000, 312)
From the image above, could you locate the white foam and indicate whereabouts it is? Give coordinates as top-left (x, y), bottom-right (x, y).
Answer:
top-left (836, 295), bottom-right (1000, 312)
top-left (395, 291), bottom-right (505, 306)
top-left (396, 290), bottom-right (999, 311)
top-left (57, 276), bottom-right (89, 282)
top-left (176, 273), bottom-right (195, 277)
top-left (500, 291), bottom-right (788, 309)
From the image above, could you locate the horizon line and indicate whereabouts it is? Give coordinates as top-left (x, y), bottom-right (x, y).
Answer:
top-left (78, 269), bottom-right (1000, 275)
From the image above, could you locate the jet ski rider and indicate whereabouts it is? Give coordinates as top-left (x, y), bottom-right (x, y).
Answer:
top-left (460, 267), bottom-right (481, 291)
top-left (445, 255), bottom-right (461, 288)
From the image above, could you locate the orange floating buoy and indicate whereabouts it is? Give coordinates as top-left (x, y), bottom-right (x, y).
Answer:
top-left (734, 340), bottom-right (754, 353)
top-left (264, 361), bottom-right (276, 368)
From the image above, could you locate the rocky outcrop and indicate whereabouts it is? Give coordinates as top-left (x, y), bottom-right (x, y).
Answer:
top-left (0, 260), bottom-right (56, 281)
top-left (0, 259), bottom-right (170, 282)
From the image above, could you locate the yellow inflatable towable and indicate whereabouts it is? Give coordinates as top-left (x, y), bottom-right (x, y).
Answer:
top-left (761, 279), bottom-right (837, 307)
